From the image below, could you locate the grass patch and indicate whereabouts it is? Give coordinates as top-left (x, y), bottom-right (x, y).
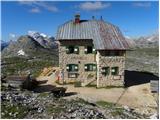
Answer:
top-left (47, 106), bottom-right (65, 114)
top-left (85, 84), bottom-right (97, 87)
top-left (97, 86), bottom-right (124, 89)
top-left (38, 92), bottom-right (49, 98)
top-left (1, 103), bottom-right (28, 119)
top-left (2, 56), bottom-right (58, 78)
top-left (96, 101), bottom-right (115, 108)
top-left (111, 107), bottom-right (124, 116)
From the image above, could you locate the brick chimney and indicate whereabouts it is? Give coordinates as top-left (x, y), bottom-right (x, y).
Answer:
top-left (74, 14), bottom-right (80, 24)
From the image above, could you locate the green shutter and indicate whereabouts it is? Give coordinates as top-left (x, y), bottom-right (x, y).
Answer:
top-left (67, 64), bottom-right (79, 72)
top-left (84, 46), bottom-right (87, 54)
top-left (92, 64), bottom-right (96, 71)
top-left (102, 67), bottom-right (110, 76)
top-left (84, 64), bottom-right (96, 71)
top-left (111, 67), bottom-right (119, 75)
top-left (92, 48), bottom-right (96, 54)
top-left (66, 46), bottom-right (69, 54)
top-left (74, 64), bottom-right (78, 71)
top-left (66, 64), bottom-right (69, 71)
top-left (84, 64), bottom-right (88, 71)
top-left (74, 46), bottom-right (79, 54)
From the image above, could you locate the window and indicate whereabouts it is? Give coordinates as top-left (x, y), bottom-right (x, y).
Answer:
top-left (84, 46), bottom-right (96, 54)
top-left (111, 67), bottom-right (119, 75)
top-left (66, 64), bottom-right (78, 72)
top-left (84, 64), bottom-right (96, 71)
top-left (101, 67), bottom-right (110, 76)
top-left (66, 46), bottom-right (79, 54)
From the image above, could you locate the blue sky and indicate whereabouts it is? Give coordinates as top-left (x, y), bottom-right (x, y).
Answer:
top-left (1, 1), bottom-right (159, 41)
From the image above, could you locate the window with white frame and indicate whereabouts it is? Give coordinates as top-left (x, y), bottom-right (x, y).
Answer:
top-left (101, 67), bottom-right (110, 76)
top-left (66, 64), bottom-right (78, 72)
top-left (84, 46), bottom-right (96, 54)
top-left (66, 46), bottom-right (79, 54)
top-left (111, 67), bottom-right (119, 75)
top-left (84, 64), bottom-right (96, 71)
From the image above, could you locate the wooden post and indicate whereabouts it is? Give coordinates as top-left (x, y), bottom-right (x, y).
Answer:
top-left (96, 51), bottom-right (100, 88)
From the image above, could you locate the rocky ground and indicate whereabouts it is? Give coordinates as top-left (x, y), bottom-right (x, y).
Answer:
top-left (126, 47), bottom-right (159, 76)
top-left (1, 86), bottom-right (149, 119)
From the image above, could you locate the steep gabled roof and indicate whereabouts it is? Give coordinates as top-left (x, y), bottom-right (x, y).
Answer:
top-left (56, 20), bottom-right (130, 50)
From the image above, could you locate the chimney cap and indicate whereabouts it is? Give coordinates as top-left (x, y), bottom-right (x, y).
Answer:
top-left (75, 14), bottom-right (80, 18)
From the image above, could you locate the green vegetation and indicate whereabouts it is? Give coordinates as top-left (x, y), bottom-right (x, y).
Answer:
top-left (38, 92), bottom-right (50, 98)
top-left (97, 86), bottom-right (124, 89)
top-left (111, 107), bottom-right (124, 116)
top-left (85, 84), bottom-right (97, 87)
top-left (96, 101), bottom-right (115, 108)
top-left (47, 105), bottom-right (65, 114)
top-left (1, 103), bottom-right (28, 119)
top-left (2, 56), bottom-right (58, 77)
top-left (96, 101), bottom-right (125, 116)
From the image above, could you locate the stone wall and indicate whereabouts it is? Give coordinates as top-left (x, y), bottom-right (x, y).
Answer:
top-left (59, 40), bottom-right (97, 85)
top-left (98, 51), bottom-right (126, 87)
top-left (59, 40), bottom-right (126, 87)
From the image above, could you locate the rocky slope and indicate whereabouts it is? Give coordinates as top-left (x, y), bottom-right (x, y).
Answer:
top-left (28, 31), bottom-right (58, 49)
top-left (1, 87), bottom-right (148, 119)
top-left (2, 35), bottom-right (58, 58)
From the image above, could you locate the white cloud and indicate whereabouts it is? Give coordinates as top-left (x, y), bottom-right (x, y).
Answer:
top-left (34, 2), bottom-right (58, 12)
top-left (9, 33), bottom-right (16, 38)
top-left (133, 2), bottom-right (151, 7)
top-left (18, 1), bottom-right (58, 13)
top-left (18, 1), bottom-right (35, 5)
top-left (9, 33), bottom-right (17, 41)
top-left (29, 7), bottom-right (40, 13)
top-left (79, 2), bottom-right (111, 11)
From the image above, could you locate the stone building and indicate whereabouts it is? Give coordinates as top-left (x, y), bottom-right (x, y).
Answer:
top-left (56, 14), bottom-right (130, 87)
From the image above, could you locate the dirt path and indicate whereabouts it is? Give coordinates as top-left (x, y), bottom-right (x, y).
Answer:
top-left (36, 75), bottom-right (157, 115)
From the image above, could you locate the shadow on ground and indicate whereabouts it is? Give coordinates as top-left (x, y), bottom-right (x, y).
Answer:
top-left (64, 92), bottom-right (77, 97)
top-left (37, 80), bottom-right (48, 85)
top-left (33, 85), bottom-right (56, 93)
top-left (33, 84), bottom-right (77, 97)
top-left (124, 70), bottom-right (159, 87)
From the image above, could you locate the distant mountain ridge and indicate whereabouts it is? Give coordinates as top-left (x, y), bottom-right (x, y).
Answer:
top-left (1, 41), bottom-right (10, 50)
top-left (2, 35), bottom-right (58, 58)
top-left (124, 33), bottom-right (159, 48)
top-left (28, 31), bottom-right (58, 49)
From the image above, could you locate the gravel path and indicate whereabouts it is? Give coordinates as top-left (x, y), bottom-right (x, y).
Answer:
top-left (36, 75), bottom-right (158, 116)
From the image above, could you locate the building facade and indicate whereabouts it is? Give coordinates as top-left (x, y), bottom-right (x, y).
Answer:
top-left (56, 15), bottom-right (129, 87)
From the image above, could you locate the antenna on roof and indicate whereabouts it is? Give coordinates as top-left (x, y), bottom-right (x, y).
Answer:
top-left (92, 16), bottom-right (95, 20)
top-left (100, 16), bottom-right (103, 21)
